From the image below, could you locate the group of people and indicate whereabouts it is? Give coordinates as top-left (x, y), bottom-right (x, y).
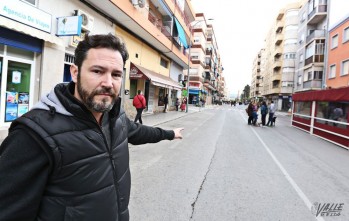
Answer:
top-left (246, 100), bottom-right (277, 127)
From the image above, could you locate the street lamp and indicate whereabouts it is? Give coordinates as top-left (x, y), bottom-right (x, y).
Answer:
top-left (186, 18), bottom-right (213, 113)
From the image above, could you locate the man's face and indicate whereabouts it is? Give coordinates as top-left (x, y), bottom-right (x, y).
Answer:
top-left (71, 48), bottom-right (124, 113)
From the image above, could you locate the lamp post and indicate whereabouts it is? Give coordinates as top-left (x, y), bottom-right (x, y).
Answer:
top-left (186, 18), bottom-right (213, 113)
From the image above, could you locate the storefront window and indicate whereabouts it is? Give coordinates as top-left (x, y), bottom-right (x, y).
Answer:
top-left (5, 61), bottom-right (31, 122)
top-left (294, 101), bottom-right (311, 117)
top-left (316, 102), bottom-right (348, 129)
top-left (158, 88), bottom-right (165, 106)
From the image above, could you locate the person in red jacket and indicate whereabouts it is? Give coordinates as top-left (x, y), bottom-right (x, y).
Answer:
top-left (133, 90), bottom-right (146, 124)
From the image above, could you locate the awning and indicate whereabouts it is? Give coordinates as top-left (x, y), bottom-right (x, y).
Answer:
top-left (292, 87), bottom-right (349, 102)
top-left (174, 18), bottom-right (188, 48)
top-left (0, 16), bottom-right (64, 48)
top-left (130, 62), bottom-right (182, 90)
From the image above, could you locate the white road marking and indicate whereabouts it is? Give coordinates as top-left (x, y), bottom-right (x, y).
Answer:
top-left (238, 111), bottom-right (325, 221)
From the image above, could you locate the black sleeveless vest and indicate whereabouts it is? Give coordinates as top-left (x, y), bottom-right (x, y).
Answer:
top-left (11, 100), bottom-right (130, 221)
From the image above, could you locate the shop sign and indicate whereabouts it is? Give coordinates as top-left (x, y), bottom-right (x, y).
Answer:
top-left (70, 32), bottom-right (86, 48)
top-left (0, 0), bottom-right (52, 33)
top-left (129, 66), bottom-right (143, 79)
top-left (56, 16), bottom-right (82, 36)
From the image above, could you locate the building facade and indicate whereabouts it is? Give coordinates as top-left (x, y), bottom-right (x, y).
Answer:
top-left (0, 0), bottom-right (203, 138)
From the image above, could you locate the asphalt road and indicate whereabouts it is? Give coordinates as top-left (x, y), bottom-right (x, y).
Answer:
top-left (129, 105), bottom-right (349, 221)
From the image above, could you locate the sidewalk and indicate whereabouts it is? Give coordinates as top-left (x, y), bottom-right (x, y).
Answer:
top-left (141, 104), bottom-right (202, 126)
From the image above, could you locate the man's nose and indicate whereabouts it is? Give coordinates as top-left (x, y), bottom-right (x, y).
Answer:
top-left (101, 74), bottom-right (113, 88)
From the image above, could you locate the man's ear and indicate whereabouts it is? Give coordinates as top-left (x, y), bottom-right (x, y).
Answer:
top-left (70, 64), bottom-right (78, 83)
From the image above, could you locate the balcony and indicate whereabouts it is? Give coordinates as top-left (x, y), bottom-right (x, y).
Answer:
top-left (272, 73), bottom-right (281, 81)
top-left (273, 61), bottom-right (282, 70)
top-left (304, 55), bottom-right (324, 66)
top-left (306, 30), bottom-right (325, 44)
top-left (275, 35), bottom-right (283, 46)
top-left (308, 4), bottom-right (327, 25)
top-left (303, 80), bottom-right (322, 89)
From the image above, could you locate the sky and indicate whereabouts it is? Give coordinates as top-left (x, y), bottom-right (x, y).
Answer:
top-left (190, 0), bottom-right (349, 97)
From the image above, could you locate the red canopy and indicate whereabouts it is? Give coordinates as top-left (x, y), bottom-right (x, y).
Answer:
top-left (292, 87), bottom-right (349, 102)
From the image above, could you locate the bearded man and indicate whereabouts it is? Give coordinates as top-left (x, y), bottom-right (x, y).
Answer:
top-left (0, 33), bottom-right (183, 221)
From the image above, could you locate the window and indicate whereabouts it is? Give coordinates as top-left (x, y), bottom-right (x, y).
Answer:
top-left (315, 43), bottom-right (324, 55)
top-left (331, 34), bottom-right (338, 49)
top-left (344, 27), bottom-right (349, 43)
top-left (300, 54), bottom-right (304, 63)
top-left (284, 39), bottom-right (298, 45)
top-left (23, 0), bottom-right (36, 5)
top-left (307, 71), bottom-right (312, 81)
top-left (316, 102), bottom-right (348, 129)
top-left (314, 71), bottom-right (323, 80)
top-left (297, 75), bottom-right (302, 85)
top-left (341, 59), bottom-right (349, 76)
top-left (160, 57), bottom-right (169, 68)
top-left (294, 101), bottom-right (311, 116)
top-left (158, 88), bottom-right (165, 106)
top-left (329, 65), bottom-right (336, 78)
top-left (304, 71), bottom-right (308, 81)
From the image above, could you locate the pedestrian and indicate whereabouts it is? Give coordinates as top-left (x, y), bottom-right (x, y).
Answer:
top-left (180, 97), bottom-right (186, 111)
top-left (175, 98), bottom-right (180, 111)
top-left (133, 89), bottom-right (146, 124)
top-left (266, 100), bottom-right (277, 127)
top-left (246, 102), bottom-right (254, 125)
top-left (163, 93), bottom-right (168, 112)
top-left (252, 101), bottom-right (259, 126)
top-left (0, 33), bottom-right (184, 221)
top-left (260, 101), bottom-right (268, 126)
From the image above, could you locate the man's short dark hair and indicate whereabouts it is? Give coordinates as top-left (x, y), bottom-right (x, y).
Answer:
top-left (137, 90), bottom-right (141, 95)
top-left (74, 33), bottom-right (129, 70)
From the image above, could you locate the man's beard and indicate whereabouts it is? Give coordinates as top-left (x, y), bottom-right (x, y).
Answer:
top-left (77, 74), bottom-right (117, 112)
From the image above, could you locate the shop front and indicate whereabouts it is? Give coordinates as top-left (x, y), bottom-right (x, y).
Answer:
top-left (0, 27), bottom-right (42, 129)
top-left (129, 62), bottom-right (182, 113)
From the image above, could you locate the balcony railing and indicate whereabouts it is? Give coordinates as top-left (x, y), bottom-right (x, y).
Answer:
top-left (308, 5), bottom-right (327, 20)
top-left (304, 55), bottom-right (324, 66)
top-left (306, 30), bottom-right (325, 44)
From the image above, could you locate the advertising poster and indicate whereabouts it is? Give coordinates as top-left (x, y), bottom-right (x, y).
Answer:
top-left (18, 104), bottom-right (29, 117)
top-left (5, 91), bottom-right (18, 122)
top-left (18, 92), bottom-right (29, 104)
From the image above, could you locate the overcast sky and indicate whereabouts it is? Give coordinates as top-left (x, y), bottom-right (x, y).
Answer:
top-left (190, 0), bottom-right (349, 96)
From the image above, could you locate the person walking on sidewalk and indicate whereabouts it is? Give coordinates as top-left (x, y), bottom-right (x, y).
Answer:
top-left (133, 90), bottom-right (146, 124)
top-left (163, 94), bottom-right (169, 112)
top-left (0, 33), bottom-right (184, 221)
top-left (266, 100), bottom-right (277, 127)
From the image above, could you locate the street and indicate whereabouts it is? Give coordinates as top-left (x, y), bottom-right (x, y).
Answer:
top-left (129, 105), bottom-right (349, 221)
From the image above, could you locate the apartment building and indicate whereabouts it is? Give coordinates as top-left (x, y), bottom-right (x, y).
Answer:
top-left (187, 13), bottom-right (223, 105)
top-left (0, 0), bottom-right (197, 138)
top-left (327, 14), bottom-right (349, 88)
top-left (295, 0), bottom-right (328, 92)
top-left (250, 49), bottom-right (263, 99)
top-left (259, 2), bottom-right (301, 111)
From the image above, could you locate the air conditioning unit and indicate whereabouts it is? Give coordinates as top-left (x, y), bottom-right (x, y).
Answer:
top-left (75, 9), bottom-right (94, 32)
top-left (131, 0), bottom-right (145, 8)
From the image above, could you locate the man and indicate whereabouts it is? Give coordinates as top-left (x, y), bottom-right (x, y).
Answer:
top-left (133, 90), bottom-right (146, 124)
top-left (163, 93), bottom-right (168, 112)
top-left (0, 33), bottom-right (183, 221)
top-left (266, 100), bottom-right (277, 127)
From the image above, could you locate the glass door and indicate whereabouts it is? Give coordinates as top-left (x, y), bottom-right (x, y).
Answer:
top-left (4, 60), bottom-right (31, 122)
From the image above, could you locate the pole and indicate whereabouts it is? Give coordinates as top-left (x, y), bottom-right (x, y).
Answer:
top-left (185, 29), bottom-right (192, 113)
